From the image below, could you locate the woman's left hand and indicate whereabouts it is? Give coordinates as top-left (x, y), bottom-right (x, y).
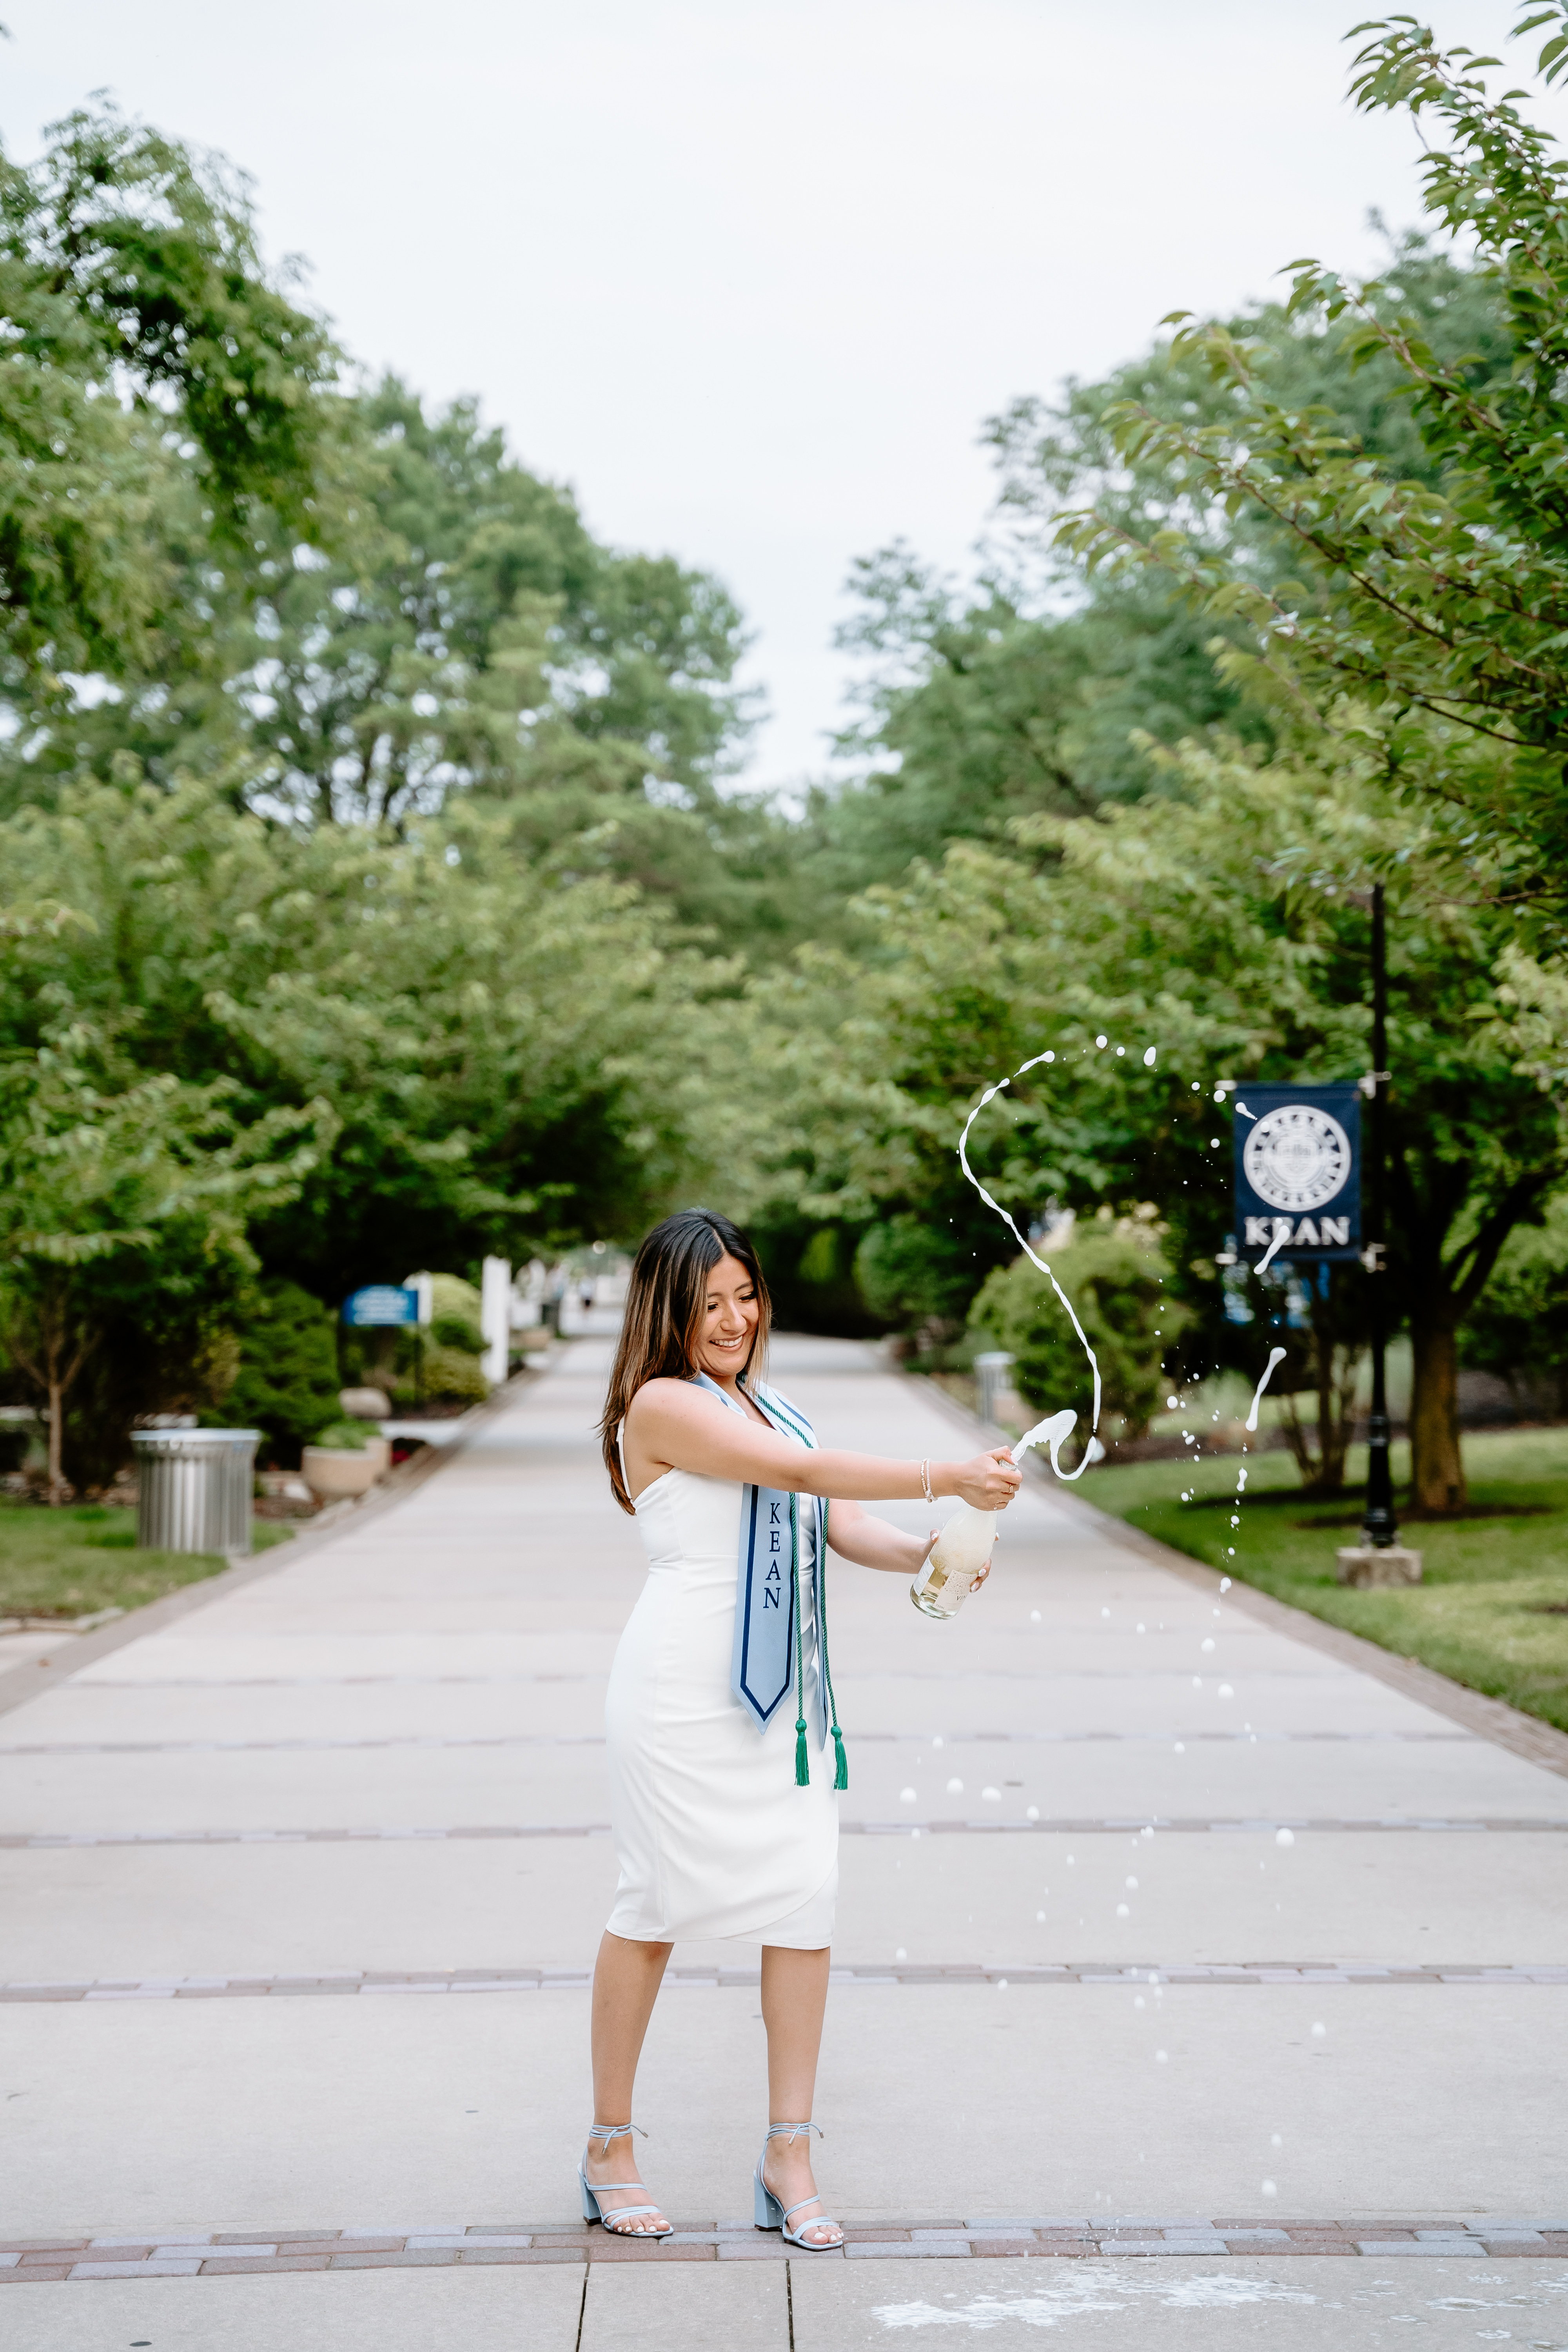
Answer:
top-left (911, 1529), bottom-right (993, 1591)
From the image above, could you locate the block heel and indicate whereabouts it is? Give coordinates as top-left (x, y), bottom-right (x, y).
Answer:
top-left (752, 2121), bottom-right (843, 2250)
top-left (577, 2121), bottom-right (671, 2239)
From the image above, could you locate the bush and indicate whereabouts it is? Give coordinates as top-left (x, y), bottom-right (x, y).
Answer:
top-left (430, 1310), bottom-right (484, 1353)
top-left (969, 1210), bottom-right (1190, 1441)
top-left (395, 1342), bottom-right (490, 1408)
top-left (1463, 1198), bottom-right (1568, 1413)
top-left (854, 1216), bottom-right (982, 1337)
top-left (221, 1281), bottom-right (341, 1467)
top-left (429, 1273), bottom-right (484, 1331)
top-left (747, 1216), bottom-right (882, 1338)
top-left (312, 1419), bottom-right (369, 1451)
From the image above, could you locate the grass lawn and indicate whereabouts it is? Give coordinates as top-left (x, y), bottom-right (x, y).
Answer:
top-left (1084, 1429), bottom-right (1568, 1737)
top-left (0, 1499), bottom-right (292, 1622)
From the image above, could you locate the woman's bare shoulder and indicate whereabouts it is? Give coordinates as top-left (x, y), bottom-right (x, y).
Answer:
top-left (624, 1377), bottom-right (703, 1427)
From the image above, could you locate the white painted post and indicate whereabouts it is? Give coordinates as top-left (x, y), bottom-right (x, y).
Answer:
top-left (481, 1256), bottom-right (511, 1387)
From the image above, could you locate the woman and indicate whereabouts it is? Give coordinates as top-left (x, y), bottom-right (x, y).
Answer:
top-left (583, 1207), bottom-right (1022, 2247)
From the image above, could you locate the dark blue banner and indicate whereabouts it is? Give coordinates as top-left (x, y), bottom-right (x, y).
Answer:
top-left (1232, 1082), bottom-right (1362, 1262)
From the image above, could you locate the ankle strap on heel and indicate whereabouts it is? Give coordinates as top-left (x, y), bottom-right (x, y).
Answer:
top-left (766, 2120), bottom-right (822, 2143)
top-left (587, 2121), bottom-right (646, 2148)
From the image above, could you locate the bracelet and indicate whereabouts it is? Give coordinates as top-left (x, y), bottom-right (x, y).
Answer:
top-left (919, 1458), bottom-right (935, 1506)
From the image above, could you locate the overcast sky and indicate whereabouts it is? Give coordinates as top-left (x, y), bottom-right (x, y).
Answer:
top-left (4, 1), bottom-right (1559, 791)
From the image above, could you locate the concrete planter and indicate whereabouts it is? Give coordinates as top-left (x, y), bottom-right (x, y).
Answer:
top-left (339, 1387), bottom-right (392, 1420)
top-left (1336, 1543), bottom-right (1423, 1588)
top-left (301, 1445), bottom-right (379, 1501)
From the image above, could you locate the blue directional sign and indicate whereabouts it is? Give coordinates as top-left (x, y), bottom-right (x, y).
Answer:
top-left (342, 1284), bottom-right (420, 1328)
top-left (1233, 1083), bottom-right (1362, 1263)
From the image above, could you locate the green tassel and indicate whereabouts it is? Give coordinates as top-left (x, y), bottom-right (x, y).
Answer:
top-left (795, 1718), bottom-right (810, 1787)
top-left (831, 1724), bottom-right (848, 1791)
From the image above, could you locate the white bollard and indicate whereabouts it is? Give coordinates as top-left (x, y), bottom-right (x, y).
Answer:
top-left (481, 1256), bottom-right (512, 1387)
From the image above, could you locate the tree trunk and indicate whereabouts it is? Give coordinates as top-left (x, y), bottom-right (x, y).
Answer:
top-left (1278, 1290), bottom-right (1362, 1495)
top-left (46, 1372), bottom-right (65, 1504)
top-left (1409, 1318), bottom-right (1465, 1513)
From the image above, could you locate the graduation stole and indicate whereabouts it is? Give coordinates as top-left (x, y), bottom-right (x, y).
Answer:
top-left (690, 1371), bottom-right (847, 1790)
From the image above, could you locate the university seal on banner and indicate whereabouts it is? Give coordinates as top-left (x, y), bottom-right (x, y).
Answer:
top-left (1242, 1102), bottom-right (1353, 1214)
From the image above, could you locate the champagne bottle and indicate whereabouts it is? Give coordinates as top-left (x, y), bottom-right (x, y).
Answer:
top-left (909, 1410), bottom-right (1081, 1620)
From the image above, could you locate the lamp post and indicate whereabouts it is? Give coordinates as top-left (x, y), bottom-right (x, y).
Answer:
top-left (1360, 883), bottom-right (1398, 1550)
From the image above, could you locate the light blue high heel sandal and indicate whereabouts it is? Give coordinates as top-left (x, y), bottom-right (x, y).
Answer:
top-left (753, 2121), bottom-right (844, 2250)
top-left (578, 2121), bottom-right (672, 2238)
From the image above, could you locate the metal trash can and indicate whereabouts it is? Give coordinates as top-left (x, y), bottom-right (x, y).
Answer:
top-left (973, 1351), bottom-right (1015, 1430)
top-left (132, 1428), bottom-right (260, 1556)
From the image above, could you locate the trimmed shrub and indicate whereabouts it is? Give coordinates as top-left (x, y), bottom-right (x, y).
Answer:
top-left (431, 1310), bottom-right (484, 1353)
top-left (394, 1343), bottom-right (490, 1408)
top-left (1463, 1197), bottom-right (1568, 1414)
top-left (970, 1210), bottom-right (1190, 1441)
top-left (854, 1217), bottom-right (980, 1337)
top-left (221, 1281), bottom-right (341, 1467)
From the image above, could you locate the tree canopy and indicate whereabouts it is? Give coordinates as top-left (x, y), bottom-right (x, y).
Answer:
top-left (10, 20), bottom-right (1568, 1511)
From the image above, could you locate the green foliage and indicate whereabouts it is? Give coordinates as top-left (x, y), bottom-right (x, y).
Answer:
top-left (0, 780), bottom-right (734, 1296)
top-left (3, 352), bottom-right (791, 953)
top-left (0, 1028), bottom-right (328, 1490)
top-left (0, 107), bottom-right (808, 960)
top-left (400, 1342), bottom-right (489, 1407)
top-left (1462, 1193), bottom-right (1568, 1411)
top-left (0, 105), bottom-right (338, 706)
top-left (1048, 16), bottom-right (1568, 901)
top-left (221, 1279), bottom-right (341, 1467)
top-left (811, 230), bottom-right (1513, 903)
top-left (854, 1215), bottom-right (982, 1336)
top-left (426, 1274), bottom-right (483, 1331)
top-left (744, 722), bottom-right (1566, 1498)
top-left (224, 379), bottom-right (757, 842)
top-left (312, 1418), bottom-right (368, 1451)
top-left (736, 1215), bottom-right (880, 1339)
top-left (430, 1311), bottom-right (484, 1354)
top-left (971, 1214), bottom-right (1188, 1440)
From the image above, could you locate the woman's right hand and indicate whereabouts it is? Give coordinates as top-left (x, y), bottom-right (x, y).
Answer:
top-left (948, 1448), bottom-right (1023, 1510)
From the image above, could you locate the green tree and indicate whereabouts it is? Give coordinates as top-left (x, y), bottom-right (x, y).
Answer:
top-left (1460, 1196), bottom-right (1568, 1414)
top-left (811, 229), bottom-right (1512, 904)
top-left (0, 105), bottom-right (339, 732)
top-left (227, 380), bottom-right (755, 834)
top-left (221, 1279), bottom-right (342, 1467)
top-left (0, 777), bottom-right (739, 1322)
top-left (854, 1213), bottom-right (981, 1338)
top-left (1051, 11), bottom-right (1568, 903)
top-left (748, 724), bottom-right (1566, 1510)
top-left (0, 1033), bottom-right (329, 1494)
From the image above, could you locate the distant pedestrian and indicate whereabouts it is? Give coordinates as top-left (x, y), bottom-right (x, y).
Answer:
top-left (582, 1208), bottom-right (1020, 2244)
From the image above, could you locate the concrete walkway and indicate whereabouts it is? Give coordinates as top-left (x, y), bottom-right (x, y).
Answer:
top-left (2, 1334), bottom-right (1566, 2347)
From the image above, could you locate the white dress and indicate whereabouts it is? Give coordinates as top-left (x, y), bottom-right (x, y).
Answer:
top-left (605, 1430), bottom-right (839, 1948)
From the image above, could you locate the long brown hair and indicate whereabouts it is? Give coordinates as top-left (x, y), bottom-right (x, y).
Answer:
top-left (599, 1208), bottom-right (771, 1512)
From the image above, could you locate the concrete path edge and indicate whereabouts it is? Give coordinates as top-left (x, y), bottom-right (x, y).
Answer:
top-left (902, 1366), bottom-right (1568, 1785)
top-left (0, 1367), bottom-right (546, 1722)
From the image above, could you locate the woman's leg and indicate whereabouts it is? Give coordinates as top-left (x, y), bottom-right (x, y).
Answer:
top-left (759, 1943), bottom-right (840, 2247)
top-left (586, 1931), bottom-right (673, 2230)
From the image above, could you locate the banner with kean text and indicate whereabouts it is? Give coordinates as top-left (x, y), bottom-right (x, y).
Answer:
top-left (1232, 1083), bottom-right (1362, 1264)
